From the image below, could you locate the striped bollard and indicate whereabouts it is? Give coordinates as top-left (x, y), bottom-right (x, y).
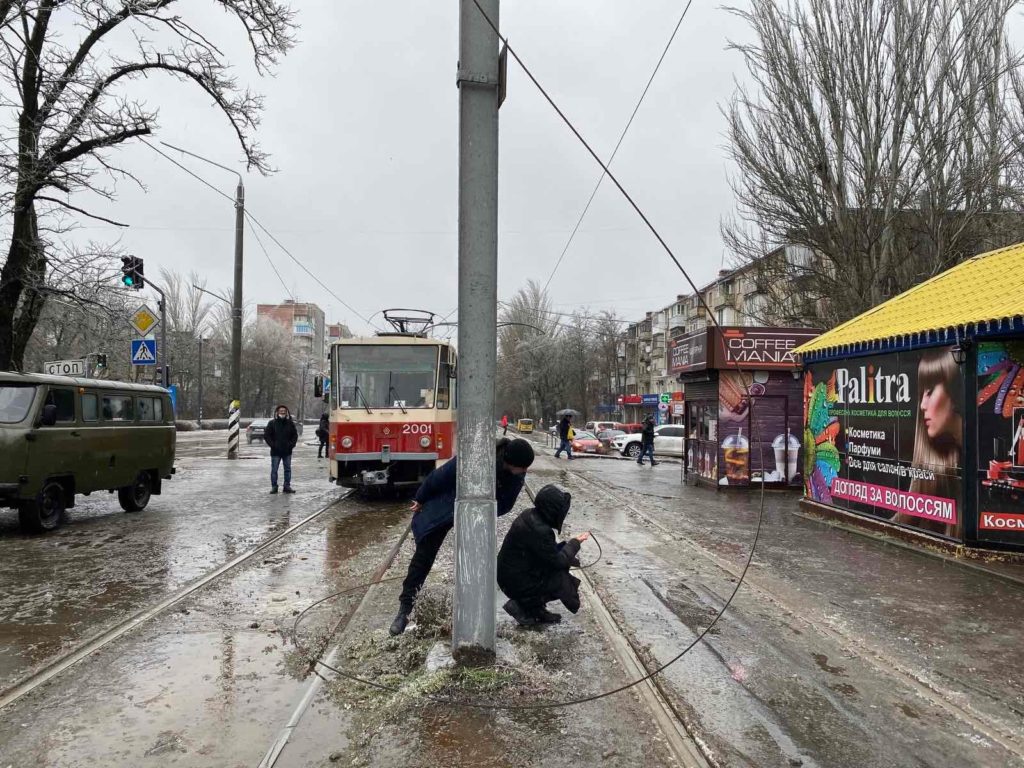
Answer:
top-left (228, 399), bottom-right (241, 459)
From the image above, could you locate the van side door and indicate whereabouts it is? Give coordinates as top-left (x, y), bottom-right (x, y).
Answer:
top-left (76, 390), bottom-right (104, 493)
top-left (31, 386), bottom-right (81, 488)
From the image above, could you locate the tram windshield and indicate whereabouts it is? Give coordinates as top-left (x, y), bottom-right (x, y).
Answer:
top-left (334, 345), bottom-right (439, 410)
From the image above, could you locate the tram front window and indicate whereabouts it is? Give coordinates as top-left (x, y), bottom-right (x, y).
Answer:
top-left (335, 346), bottom-right (438, 409)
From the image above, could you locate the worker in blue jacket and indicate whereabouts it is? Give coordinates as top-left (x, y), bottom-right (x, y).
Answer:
top-left (390, 437), bottom-right (535, 635)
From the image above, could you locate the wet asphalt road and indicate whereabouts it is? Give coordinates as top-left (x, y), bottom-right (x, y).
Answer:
top-left (4, 430), bottom-right (1024, 766)
top-left (0, 435), bottom-right (343, 691)
top-left (529, 442), bottom-right (1024, 767)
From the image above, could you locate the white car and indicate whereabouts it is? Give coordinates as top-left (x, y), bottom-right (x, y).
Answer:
top-left (612, 424), bottom-right (686, 458)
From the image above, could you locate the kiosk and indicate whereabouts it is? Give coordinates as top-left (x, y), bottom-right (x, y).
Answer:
top-left (795, 243), bottom-right (1024, 550)
top-left (671, 326), bottom-right (820, 488)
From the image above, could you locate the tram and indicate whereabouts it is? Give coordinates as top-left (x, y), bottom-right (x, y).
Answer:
top-left (316, 310), bottom-right (456, 490)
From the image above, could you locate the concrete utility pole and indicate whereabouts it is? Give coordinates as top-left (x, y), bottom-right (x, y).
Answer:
top-left (162, 142), bottom-right (244, 459)
top-left (229, 180), bottom-right (245, 459)
top-left (453, 0), bottom-right (501, 659)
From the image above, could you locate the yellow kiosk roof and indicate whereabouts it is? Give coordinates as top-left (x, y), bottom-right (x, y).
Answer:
top-left (795, 241), bottom-right (1024, 356)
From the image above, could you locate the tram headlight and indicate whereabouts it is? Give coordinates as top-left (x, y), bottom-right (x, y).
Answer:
top-left (341, 436), bottom-right (353, 449)
top-left (420, 436), bottom-right (431, 448)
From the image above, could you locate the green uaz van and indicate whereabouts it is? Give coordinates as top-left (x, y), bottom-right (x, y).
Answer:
top-left (0, 372), bottom-right (176, 532)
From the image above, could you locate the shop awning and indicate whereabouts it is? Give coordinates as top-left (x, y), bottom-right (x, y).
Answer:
top-left (795, 241), bottom-right (1024, 357)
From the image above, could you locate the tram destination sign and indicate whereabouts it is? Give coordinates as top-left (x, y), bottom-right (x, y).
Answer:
top-left (44, 359), bottom-right (86, 377)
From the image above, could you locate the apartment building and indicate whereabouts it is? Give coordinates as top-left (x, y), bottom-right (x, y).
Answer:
top-left (256, 299), bottom-right (326, 362)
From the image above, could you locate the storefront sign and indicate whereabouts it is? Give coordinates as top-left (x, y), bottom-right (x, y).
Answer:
top-left (669, 330), bottom-right (708, 374)
top-left (803, 347), bottom-right (963, 539)
top-left (641, 394), bottom-right (660, 406)
top-left (975, 340), bottom-right (1024, 544)
top-left (715, 327), bottom-right (819, 370)
top-left (622, 395), bottom-right (642, 405)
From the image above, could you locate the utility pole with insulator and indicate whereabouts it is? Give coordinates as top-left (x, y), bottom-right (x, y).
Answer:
top-left (453, 0), bottom-right (501, 660)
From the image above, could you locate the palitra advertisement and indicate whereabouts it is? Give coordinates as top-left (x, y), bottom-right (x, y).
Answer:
top-left (804, 347), bottom-right (963, 539)
top-left (976, 341), bottom-right (1024, 544)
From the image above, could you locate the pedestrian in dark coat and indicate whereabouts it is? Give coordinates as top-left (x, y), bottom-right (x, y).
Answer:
top-left (638, 415), bottom-right (658, 466)
top-left (554, 414), bottom-right (574, 460)
top-left (497, 484), bottom-right (589, 625)
top-left (390, 437), bottom-right (536, 636)
top-left (264, 404), bottom-right (299, 493)
top-left (316, 413), bottom-right (329, 459)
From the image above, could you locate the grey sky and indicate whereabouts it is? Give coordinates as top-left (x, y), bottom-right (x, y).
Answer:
top-left (74, 1), bottom-right (748, 335)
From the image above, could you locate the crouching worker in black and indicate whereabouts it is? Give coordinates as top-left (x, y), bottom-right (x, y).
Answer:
top-left (497, 484), bottom-right (590, 626)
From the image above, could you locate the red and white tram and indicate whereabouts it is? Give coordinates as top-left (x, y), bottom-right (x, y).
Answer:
top-left (320, 311), bottom-right (456, 489)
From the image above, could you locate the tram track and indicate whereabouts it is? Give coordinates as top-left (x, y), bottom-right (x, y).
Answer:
top-left (0, 489), bottom-right (356, 712)
top-left (564, 467), bottom-right (1024, 762)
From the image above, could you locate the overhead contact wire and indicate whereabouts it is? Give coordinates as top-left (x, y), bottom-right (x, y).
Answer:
top-left (541, 0), bottom-right (695, 295)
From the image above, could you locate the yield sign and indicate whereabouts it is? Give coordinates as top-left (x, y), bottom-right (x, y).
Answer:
top-left (130, 304), bottom-right (159, 336)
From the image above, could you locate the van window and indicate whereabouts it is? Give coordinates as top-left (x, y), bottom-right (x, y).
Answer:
top-left (0, 384), bottom-right (36, 423)
top-left (45, 388), bottom-right (76, 422)
top-left (155, 398), bottom-right (164, 422)
top-left (138, 397), bottom-right (157, 422)
top-left (82, 393), bottom-right (98, 422)
top-left (102, 395), bottom-right (134, 422)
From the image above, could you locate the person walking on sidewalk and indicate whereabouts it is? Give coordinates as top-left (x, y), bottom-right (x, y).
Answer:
top-left (389, 437), bottom-right (535, 636)
top-left (501, 414), bottom-right (509, 435)
top-left (316, 413), bottom-right (329, 459)
top-left (498, 484), bottom-right (589, 626)
top-left (638, 415), bottom-right (658, 466)
top-left (554, 413), bottom-right (575, 460)
top-left (264, 404), bottom-right (298, 493)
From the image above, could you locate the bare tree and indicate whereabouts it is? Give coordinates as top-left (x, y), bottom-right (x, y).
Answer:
top-left (724, 0), bottom-right (1024, 328)
top-left (0, 0), bottom-right (296, 370)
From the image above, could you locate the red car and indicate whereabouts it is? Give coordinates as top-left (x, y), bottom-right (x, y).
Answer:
top-left (570, 430), bottom-right (602, 454)
top-left (619, 423), bottom-right (644, 434)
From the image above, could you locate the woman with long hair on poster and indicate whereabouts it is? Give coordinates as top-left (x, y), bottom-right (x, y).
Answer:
top-left (896, 350), bottom-right (964, 537)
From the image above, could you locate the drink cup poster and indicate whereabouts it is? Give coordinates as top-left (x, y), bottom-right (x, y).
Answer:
top-left (803, 347), bottom-right (964, 540)
top-left (976, 341), bottom-right (1024, 543)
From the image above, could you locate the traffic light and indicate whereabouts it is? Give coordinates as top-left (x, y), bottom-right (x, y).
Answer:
top-left (96, 354), bottom-right (107, 369)
top-left (120, 256), bottom-right (144, 289)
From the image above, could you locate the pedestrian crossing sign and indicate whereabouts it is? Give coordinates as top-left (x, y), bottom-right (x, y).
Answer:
top-left (131, 338), bottom-right (157, 366)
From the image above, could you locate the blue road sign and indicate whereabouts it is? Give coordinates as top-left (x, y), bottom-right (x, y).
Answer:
top-left (131, 338), bottom-right (157, 366)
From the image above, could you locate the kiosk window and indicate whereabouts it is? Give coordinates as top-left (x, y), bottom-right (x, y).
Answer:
top-left (102, 396), bottom-right (134, 422)
top-left (45, 388), bottom-right (75, 422)
top-left (82, 394), bottom-right (98, 422)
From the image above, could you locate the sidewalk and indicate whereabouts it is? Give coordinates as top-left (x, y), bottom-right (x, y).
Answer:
top-left (536, 447), bottom-right (1024, 767)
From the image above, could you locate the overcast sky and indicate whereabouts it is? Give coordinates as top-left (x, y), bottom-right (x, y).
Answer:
top-left (74, 0), bottom-right (750, 335)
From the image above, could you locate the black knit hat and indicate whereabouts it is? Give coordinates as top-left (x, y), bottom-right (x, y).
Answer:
top-left (502, 437), bottom-right (535, 469)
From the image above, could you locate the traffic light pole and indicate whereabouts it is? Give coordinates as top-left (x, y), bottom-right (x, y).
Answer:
top-left (453, 0), bottom-right (501, 660)
top-left (146, 282), bottom-right (169, 388)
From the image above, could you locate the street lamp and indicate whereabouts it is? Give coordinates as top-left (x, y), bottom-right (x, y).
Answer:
top-left (951, 328), bottom-right (969, 366)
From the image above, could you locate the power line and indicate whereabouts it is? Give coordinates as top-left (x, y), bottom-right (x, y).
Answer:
top-left (245, 216), bottom-right (295, 301)
top-left (540, 0), bottom-right (694, 295)
top-left (244, 211), bottom-right (379, 330)
top-left (140, 139), bottom-right (236, 205)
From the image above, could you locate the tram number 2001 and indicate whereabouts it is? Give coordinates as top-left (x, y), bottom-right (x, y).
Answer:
top-left (402, 424), bottom-right (433, 435)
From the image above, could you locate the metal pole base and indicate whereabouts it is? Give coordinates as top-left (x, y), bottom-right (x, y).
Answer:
top-left (452, 497), bottom-right (498, 656)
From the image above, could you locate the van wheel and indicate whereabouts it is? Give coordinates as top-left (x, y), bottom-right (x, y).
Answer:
top-left (19, 482), bottom-right (66, 532)
top-left (119, 472), bottom-right (152, 512)
top-left (625, 443), bottom-right (642, 458)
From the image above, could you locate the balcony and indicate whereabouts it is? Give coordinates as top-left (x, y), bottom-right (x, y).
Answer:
top-left (669, 315), bottom-right (687, 331)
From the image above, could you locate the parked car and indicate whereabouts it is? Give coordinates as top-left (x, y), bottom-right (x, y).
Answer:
top-left (619, 422), bottom-right (644, 434)
top-left (596, 429), bottom-right (625, 454)
top-left (585, 420), bottom-right (621, 434)
top-left (570, 430), bottom-right (602, 454)
top-left (516, 418), bottom-right (534, 433)
top-left (0, 372), bottom-right (176, 532)
top-left (612, 424), bottom-right (686, 458)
